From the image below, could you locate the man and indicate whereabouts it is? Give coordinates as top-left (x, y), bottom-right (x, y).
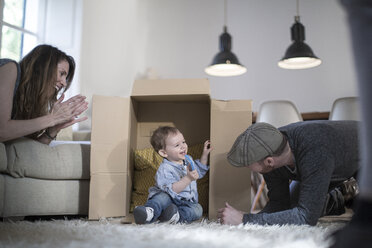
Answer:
top-left (218, 120), bottom-right (359, 226)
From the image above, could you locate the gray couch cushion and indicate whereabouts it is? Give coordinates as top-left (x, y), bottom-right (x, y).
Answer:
top-left (5, 138), bottom-right (90, 180)
top-left (0, 143), bottom-right (6, 172)
top-left (0, 174), bottom-right (89, 217)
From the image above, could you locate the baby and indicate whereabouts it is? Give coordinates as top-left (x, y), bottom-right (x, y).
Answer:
top-left (133, 126), bottom-right (211, 224)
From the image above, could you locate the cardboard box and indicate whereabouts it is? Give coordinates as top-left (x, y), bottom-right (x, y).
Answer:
top-left (89, 79), bottom-right (252, 220)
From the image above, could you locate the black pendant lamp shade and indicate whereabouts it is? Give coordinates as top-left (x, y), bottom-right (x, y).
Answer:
top-left (205, 26), bottom-right (247, 77)
top-left (278, 16), bottom-right (321, 69)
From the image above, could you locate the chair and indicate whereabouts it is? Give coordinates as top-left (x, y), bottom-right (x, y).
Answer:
top-left (251, 100), bottom-right (303, 212)
top-left (329, 97), bottom-right (360, 121)
top-left (256, 100), bottom-right (303, 128)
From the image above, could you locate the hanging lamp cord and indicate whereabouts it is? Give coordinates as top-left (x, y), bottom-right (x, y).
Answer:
top-left (224, 0), bottom-right (227, 27)
top-left (296, 0), bottom-right (299, 16)
top-left (295, 0), bottom-right (300, 22)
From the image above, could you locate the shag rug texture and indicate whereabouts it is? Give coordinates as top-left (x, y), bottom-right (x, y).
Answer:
top-left (0, 218), bottom-right (344, 248)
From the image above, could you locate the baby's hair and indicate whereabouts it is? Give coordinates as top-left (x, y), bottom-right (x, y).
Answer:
top-left (150, 126), bottom-right (180, 153)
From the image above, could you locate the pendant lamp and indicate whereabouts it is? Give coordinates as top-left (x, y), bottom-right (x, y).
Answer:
top-left (205, 0), bottom-right (246, 77)
top-left (278, 0), bottom-right (321, 69)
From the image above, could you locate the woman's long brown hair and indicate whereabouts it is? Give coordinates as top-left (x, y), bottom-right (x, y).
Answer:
top-left (12, 44), bottom-right (75, 139)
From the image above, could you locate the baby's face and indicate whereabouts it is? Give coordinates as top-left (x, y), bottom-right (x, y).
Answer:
top-left (163, 131), bottom-right (188, 164)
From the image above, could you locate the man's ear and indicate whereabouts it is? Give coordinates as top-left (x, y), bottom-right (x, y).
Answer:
top-left (158, 149), bottom-right (167, 158)
top-left (264, 157), bottom-right (275, 168)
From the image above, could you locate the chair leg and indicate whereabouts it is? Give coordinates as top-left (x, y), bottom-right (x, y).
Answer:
top-left (251, 179), bottom-right (266, 213)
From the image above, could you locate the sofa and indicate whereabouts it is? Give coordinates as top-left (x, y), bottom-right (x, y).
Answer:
top-left (0, 130), bottom-right (91, 220)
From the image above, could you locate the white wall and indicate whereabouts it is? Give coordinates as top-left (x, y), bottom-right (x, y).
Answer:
top-left (44, 0), bottom-right (83, 99)
top-left (79, 0), bottom-right (357, 130)
top-left (41, 0), bottom-right (83, 131)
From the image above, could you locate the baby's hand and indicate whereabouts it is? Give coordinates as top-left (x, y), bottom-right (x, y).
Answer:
top-left (203, 140), bottom-right (212, 155)
top-left (185, 155), bottom-right (195, 171)
top-left (200, 140), bottom-right (212, 165)
top-left (186, 167), bottom-right (199, 181)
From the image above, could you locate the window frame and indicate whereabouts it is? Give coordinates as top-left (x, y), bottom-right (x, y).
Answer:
top-left (0, 0), bottom-right (46, 59)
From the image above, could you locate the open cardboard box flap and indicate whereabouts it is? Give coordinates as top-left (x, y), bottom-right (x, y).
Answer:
top-left (132, 78), bottom-right (210, 99)
top-left (89, 79), bottom-right (251, 220)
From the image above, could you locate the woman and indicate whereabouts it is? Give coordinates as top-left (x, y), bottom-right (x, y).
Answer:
top-left (0, 44), bottom-right (88, 144)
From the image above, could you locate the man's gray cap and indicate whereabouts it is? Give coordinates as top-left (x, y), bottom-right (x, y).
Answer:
top-left (227, 122), bottom-right (285, 167)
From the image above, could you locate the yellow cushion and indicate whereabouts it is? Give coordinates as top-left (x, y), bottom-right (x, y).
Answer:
top-left (130, 143), bottom-right (209, 214)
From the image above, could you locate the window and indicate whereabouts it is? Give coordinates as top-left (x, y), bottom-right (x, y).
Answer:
top-left (0, 0), bottom-right (44, 61)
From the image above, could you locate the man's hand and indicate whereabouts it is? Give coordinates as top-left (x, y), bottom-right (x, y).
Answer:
top-left (217, 202), bottom-right (244, 225)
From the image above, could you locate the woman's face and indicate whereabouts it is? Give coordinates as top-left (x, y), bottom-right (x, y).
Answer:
top-left (55, 59), bottom-right (69, 92)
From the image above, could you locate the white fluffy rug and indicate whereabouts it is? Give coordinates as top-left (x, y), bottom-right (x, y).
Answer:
top-left (0, 218), bottom-right (344, 248)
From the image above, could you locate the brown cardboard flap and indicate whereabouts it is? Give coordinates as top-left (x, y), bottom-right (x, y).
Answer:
top-left (212, 99), bottom-right (254, 111)
top-left (90, 95), bottom-right (130, 144)
top-left (89, 95), bottom-right (131, 219)
top-left (90, 95), bottom-right (130, 174)
top-left (131, 79), bottom-right (210, 98)
top-left (209, 99), bottom-right (252, 220)
top-left (89, 174), bottom-right (127, 219)
top-left (91, 142), bottom-right (128, 173)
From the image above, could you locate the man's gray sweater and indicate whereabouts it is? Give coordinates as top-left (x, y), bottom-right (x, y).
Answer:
top-left (243, 120), bottom-right (360, 225)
